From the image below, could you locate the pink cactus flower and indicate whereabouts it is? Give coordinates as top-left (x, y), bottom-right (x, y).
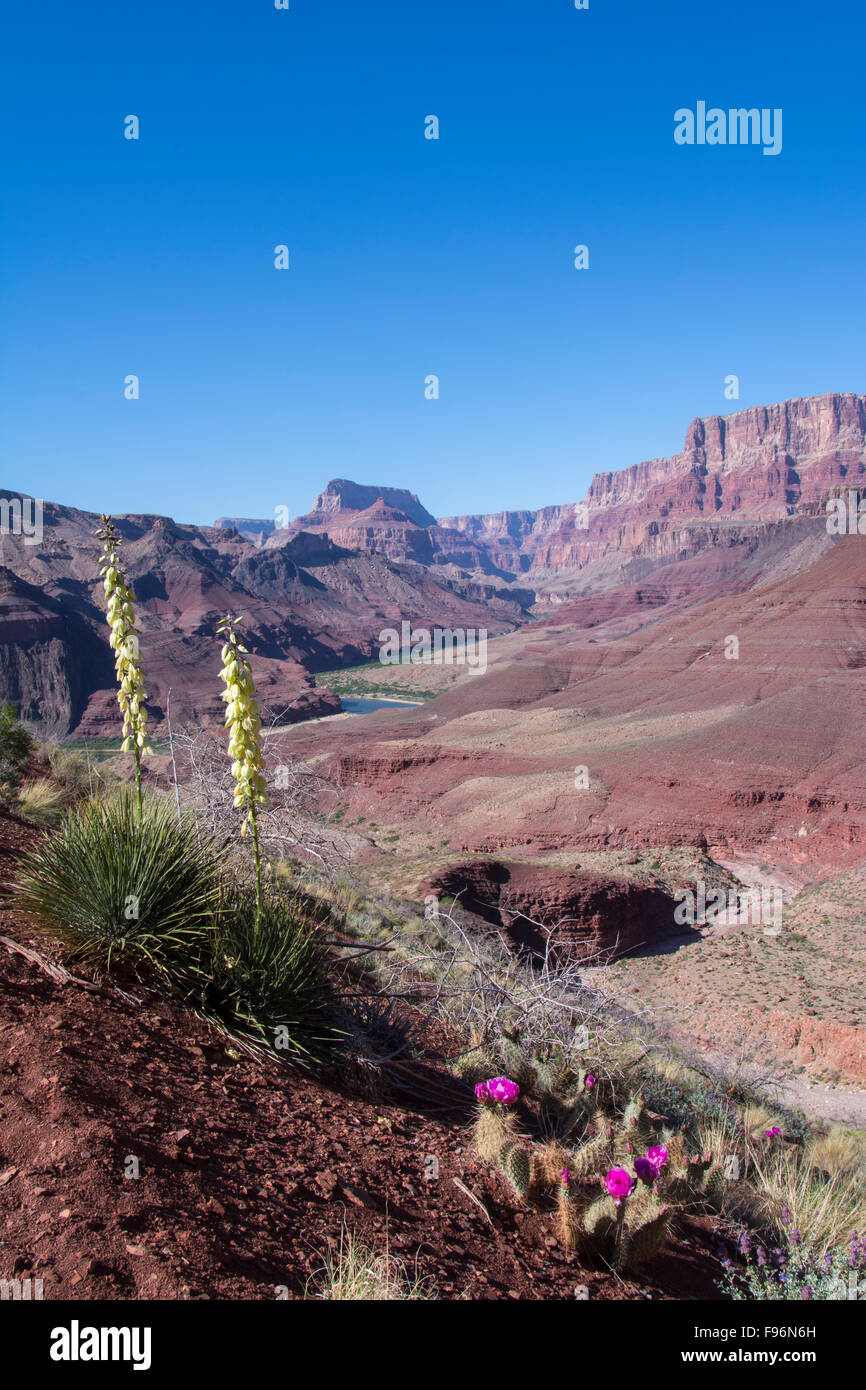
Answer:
top-left (475, 1081), bottom-right (490, 1103)
top-left (605, 1167), bottom-right (635, 1205)
top-left (560, 1168), bottom-right (571, 1188)
top-left (585, 1074), bottom-right (596, 1089)
top-left (765, 1126), bottom-right (781, 1138)
top-left (647, 1144), bottom-right (669, 1170)
top-left (486, 1076), bottom-right (520, 1106)
top-left (634, 1157), bottom-right (658, 1184)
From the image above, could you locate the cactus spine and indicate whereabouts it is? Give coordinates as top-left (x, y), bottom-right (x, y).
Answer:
top-left (499, 1141), bottom-right (532, 1198)
top-left (474, 1105), bottom-right (515, 1163)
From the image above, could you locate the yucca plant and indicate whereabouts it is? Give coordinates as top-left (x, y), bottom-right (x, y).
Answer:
top-left (201, 881), bottom-right (334, 1066)
top-left (15, 791), bottom-right (220, 984)
top-left (97, 517), bottom-right (153, 820)
top-left (217, 614), bottom-right (267, 929)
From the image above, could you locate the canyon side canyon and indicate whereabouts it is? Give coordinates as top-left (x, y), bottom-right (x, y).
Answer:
top-left (3, 389), bottom-right (866, 1091)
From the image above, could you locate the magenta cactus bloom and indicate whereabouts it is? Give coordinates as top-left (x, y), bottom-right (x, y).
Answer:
top-left (485, 1076), bottom-right (520, 1106)
top-left (605, 1167), bottom-right (635, 1205)
top-left (646, 1144), bottom-right (669, 1170)
top-left (585, 1074), bottom-right (596, 1090)
top-left (766, 1126), bottom-right (781, 1138)
top-left (634, 1156), bottom-right (659, 1184)
top-left (475, 1081), bottom-right (491, 1103)
top-left (560, 1168), bottom-right (571, 1188)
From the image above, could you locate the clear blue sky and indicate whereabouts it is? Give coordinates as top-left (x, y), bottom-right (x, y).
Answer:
top-left (1, 0), bottom-right (864, 527)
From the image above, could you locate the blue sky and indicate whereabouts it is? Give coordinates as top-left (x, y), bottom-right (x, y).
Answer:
top-left (1, 0), bottom-right (864, 527)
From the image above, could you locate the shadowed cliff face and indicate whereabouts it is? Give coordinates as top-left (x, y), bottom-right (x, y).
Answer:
top-left (0, 567), bottom-right (112, 731)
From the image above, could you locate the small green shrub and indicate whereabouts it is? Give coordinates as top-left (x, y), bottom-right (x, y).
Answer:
top-left (0, 704), bottom-right (31, 794)
top-left (15, 791), bottom-right (220, 982)
top-left (719, 1228), bottom-right (866, 1301)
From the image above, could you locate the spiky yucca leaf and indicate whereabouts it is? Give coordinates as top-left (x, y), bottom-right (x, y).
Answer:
top-left (201, 881), bottom-right (335, 1066)
top-left (15, 791), bottom-right (219, 981)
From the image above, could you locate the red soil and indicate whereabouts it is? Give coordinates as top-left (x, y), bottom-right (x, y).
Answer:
top-left (0, 811), bottom-right (725, 1302)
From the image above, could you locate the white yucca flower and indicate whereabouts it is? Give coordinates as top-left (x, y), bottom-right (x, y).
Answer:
top-left (217, 614), bottom-right (267, 927)
top-left (97, 516), bottom-right (152, 818)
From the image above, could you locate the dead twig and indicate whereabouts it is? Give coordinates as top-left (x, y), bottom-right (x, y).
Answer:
top-left (0, 934), bottom-right (100, 991)
top-left (452, 1176), bottom-right (494, 1227)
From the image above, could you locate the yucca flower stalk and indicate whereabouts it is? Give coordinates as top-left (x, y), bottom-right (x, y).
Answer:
top-left (97, 516), bottom-right (152, 820)
top-left (217, 614), bottom-right (267, 929)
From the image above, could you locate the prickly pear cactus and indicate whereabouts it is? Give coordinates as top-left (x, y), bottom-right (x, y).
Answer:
top-left (453, 1045), bottom-right (499, 1088)
top-left (557, 1182), bottom-right (596, 1254)
top-left (498, 1029), bottom-right (537, 1092)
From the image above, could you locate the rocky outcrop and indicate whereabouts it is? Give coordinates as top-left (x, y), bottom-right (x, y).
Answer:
top-left (0, 568), bottom-right (104, 731)
top-left (426, 859), bottom-right (684, 960)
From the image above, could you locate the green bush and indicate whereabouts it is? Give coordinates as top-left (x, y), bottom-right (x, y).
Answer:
top-left (0, 704), bottom-right (32, 793)
top-left (15, 791), bottom-right (220, 982)
top-left (200, 882), bottom-right (335, 1066)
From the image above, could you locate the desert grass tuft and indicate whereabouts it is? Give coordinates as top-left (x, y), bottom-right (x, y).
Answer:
top-left (18, 779), bottom-right (73, 826)
top-left (309, 1228), bottom-right (433, 1301)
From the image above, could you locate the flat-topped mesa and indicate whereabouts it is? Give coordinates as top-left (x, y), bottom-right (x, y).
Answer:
top-left (265, 487), bottom-right (437, 564)
top-left (299, 479), bottom-right (437, 529)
